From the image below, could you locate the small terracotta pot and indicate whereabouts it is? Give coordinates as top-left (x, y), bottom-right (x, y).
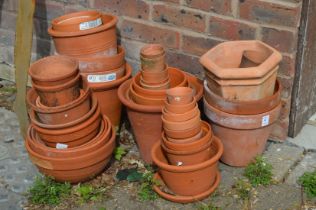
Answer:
top-left (129, 85), bottom-right (165, 106)
top-left (166, 87), bottom-right (194, 105)
top-left (87, 63), bottom-right (132, 129)
top-left (139, 77), bottom-right (170, 90)
top-left (25, 115), bottom-right (116, 183)
top-left (204, 98), bottom-right (281, 167)
top-left (162, 114), bottom-right (201, 131)
top-left (164, 99), bottom-right (196, 114)
top-left (52, 10), bottom-right (102, 32)
top-left (32, 73), bottom-right (81, 107)
top-left (48, 14), bottom-right (118, 57)
top-left (27, 87), bottom-right (91, 125)
top-left (204, 79), bottom-right (281, 115)
top-left (162, 105), bottom-right (199, 122)
top-left (151, 136), bottom-right (223, 195)
top-left (167, 129), bottom-right (203, 144)
top-left (140, 44), bottom-right (165, 71)
top-left (141, 66), bottom-right (169, 84)
top-left (164, 122), bottom-right (202, 140)
top-left (77, 46), bottom-right (125, 73)
top-left (33, 101), bottom-right (101, 148)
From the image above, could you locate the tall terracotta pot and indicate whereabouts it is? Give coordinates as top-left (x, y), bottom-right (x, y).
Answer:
top-left (204, 98), bottom-right (281, 167)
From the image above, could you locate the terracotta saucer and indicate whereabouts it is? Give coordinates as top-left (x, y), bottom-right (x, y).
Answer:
top-left (153, 171), bottom-right (220, 204)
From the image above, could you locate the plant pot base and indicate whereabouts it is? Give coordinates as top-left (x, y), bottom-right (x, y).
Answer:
top-left (153, 171), bottom-right (220, 204)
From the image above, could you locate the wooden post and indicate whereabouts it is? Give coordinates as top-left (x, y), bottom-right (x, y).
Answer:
top-left (14, 0), bottom-right (35, 138)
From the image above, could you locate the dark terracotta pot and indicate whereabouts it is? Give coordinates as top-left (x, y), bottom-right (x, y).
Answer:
top-left (204, 98), bottom-right (281, 167)
top-left (25, 115), bottom-right (116, 183)
top-left (140, 44), bottom-right (165, 71)
top-left (162, 105), bottom-right (199, 122)
top-left (166, 87), bottom-right (194, 105)
top-left (204, 79), bottom-right (281, 115)
top-left (77, 46), bottom-right (125, 73)
top-left (32, 101), bottom-right (101, 148)
top-left (27, 87), bottom-right (91, 125)
top-left (151, 136), bottom-right (223, 196)
top-left (48, 14), bottom-right (118, 57)
top-left (162, 114), bottom-right (200, 131)
top-left (52, 10), bottom-right (102, 32)
top-left (87, 63), bottom-right (132, 129)
top-left (141, 66), bottom-right (169, 84)
top-left (32, 73), bottom-right (81, 107)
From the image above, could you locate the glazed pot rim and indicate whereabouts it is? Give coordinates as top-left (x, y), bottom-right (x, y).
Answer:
top-left (48, 14), bottom-right (118, 37)
top-left (29, 55), bottom-right (79, 82)
top-left (151, 136), bottom-right (223, 172)
top-left (32, 73), bottom-right (80, 92)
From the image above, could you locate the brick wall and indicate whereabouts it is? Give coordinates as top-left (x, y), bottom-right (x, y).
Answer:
top-left (0, 0), bottom-right (303, 140)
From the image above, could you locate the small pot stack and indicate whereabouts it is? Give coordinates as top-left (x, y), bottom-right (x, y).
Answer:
top-left (48, 10), bottom-right (132, 129)
top-left (26, 55), bottom-right (115, 183)
top-left (200, 40), bottom-right (282, 167)
top-left (118, 44), bottom-right (203, 163)
top-left (151, 87), bottom-right (223, 203)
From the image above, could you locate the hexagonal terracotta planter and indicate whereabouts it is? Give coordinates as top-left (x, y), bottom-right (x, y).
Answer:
top-left (200, 40), bottom-right (282, 101)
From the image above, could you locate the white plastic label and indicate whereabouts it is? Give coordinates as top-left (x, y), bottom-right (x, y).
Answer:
top-left (261, 115), bottom-right (270, 126)
top-left (79, 18), bottom-right (102, 30)
top-left (56, 143), bottom-right (68, 149)
top-left (87, 73), bottom-right (116, 83)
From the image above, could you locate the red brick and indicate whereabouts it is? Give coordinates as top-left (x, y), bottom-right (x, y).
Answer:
top-left (152, 4), bottom-right (206, 32)
top-left (182, 34), bottom-right (221, 56)
top-left (277, 76), bottom-right (294, 99)
top-left (261, 27), bottom-right (297, 53)
top-left (184, 0), bottom-right (232, 15)
top-left (208, 16), bottom-right (257, 40)
top-left (34, 1), bottom-right (65, 21)
top-left (270, 118), bottom-right (289, 141)
top-left (278, 55), bottom-right (296, 77)
top-left (92, 0), bottom-right (149, 19)
top-left (239, 0), bottom-right (301, 27)
top-left (280, 97), bottom-right (291, 120)
top-left (119, 19), bottom-right (180, 49)
top-left (166, 51), bottom-right (204, 77)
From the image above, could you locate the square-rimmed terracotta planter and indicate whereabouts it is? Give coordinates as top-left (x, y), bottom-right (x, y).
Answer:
top-left (200, 40), bottom-right (282, 101)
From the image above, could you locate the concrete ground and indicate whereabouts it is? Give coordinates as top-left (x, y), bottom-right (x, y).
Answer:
top-left (0, 99), bottom-right (316, 209)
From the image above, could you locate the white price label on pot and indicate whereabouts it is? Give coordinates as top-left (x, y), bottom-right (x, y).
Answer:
top-left (261, 115), bottom-right (270, 126)
top-left (87, 73), bottom-right (116, 83)
top-left (56, 143), bottom-right (68, 150)
top-left (79, 18), bottom-right (102, 30)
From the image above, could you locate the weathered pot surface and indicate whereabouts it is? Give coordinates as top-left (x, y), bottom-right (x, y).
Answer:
top-left (166, 87), bottom-right (194, 105)
top-left (140, 44), bottom-right (165, 71)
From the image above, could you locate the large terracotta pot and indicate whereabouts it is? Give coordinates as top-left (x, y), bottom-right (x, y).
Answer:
top-left (204, 98), bottom-right (281, 167)
top-left (86, 63), bottom-right (132, 129)
top-left (48, 14), bottom-right (118, 57)
top-left (140, 44), bottom-right (165, 71)
top-left (200, 40), bottom-right (282, 100)
top-left (27, 87), bottom-right (91, 125)
top-left (151, 136), bottom-right (223, 196)
top-left (25, 115), bottom-right (116, 183)
top-left (118, 72), bottom-right (203, 163)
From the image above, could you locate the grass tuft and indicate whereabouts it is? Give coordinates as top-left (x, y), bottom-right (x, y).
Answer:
top-left (299, 170), bottom-right (316, 198)
top-left (244, 156), bottom-right (273, 187)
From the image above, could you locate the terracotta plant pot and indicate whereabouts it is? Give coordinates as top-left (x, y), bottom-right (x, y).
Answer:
top-left (200, 40), bottom-right (282, 100)
top-left (204, 79), bottom-right (281, 115)
top-left (151, 136), bottom-right (223, 196)
top-left (32, 73), bottom-right (81, 107)
top-left (139, 77), bottom-right (170, 90)
top-left (166, 129), bottom-right (203, 144)
top-left (204, 98), bottom-right (281, 167)
top-left (129, 84), bottom-right (165, 106)
top-left (87, 63), bottom-right (132, 129)
top-left (77, 46), bottom-right (125, 73)
top-left (166, 87), bottom-right (194, 105)
top-left (164, 122), bottom-right (202, 140)
top-left (164, 99), bottom-right (196, 114)
top-left (27, 87), bottom-right (91, 125)
top-left (32, 98), bottom-right (101, 148)
top-left (162, 114), bottom-right (201, 131)
top-left (52, 10), bottom-right (102, 32)
top-left (29, 55), bottom-right (79, 87)
top-left (25, 115), bottom-right (116, 183)
top-left (48, 14), bottom-right (118, 57)
top-left (162, 105), bottom-right (199, 122)
top-left (141, 66), bottom-right (169, 84)
top-left (140, 44), bottom-right (165, 71)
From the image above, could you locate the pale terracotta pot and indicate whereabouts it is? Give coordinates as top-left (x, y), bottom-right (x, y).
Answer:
top-left (164, 123), bottom-right (202, 140)
top-left (140, 44), bottom-right (165, 71)
top-left (164, 99), bottom-right (196, 114)
top-left (166, 87), bottom-right (194, 105)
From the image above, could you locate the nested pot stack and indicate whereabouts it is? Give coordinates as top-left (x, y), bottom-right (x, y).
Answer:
top-left (118, 44), bottom-right (203, 163)
top-left (26, 55), bottom-right (115, 183)
top-left (48, 10), bottom-right (131, 129)
top-left (151, 88), bottom-right (223, 203)
top-left (201, 40), bottom-right (282, 167)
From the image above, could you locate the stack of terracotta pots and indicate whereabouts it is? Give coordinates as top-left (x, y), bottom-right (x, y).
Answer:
top-left (25, 55), bottom-right (116, 183)
top-left (200, 40), bottom-right (282, 167)
top-left (150, 87), bottom-right (223, 203)
top-left (118, 44), bottom-right (203, 163)
top-left (48, 10), bottom-right (132, 129)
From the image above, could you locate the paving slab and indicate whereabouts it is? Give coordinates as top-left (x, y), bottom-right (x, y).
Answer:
top-left (288, 124), bottom-right (316, 151)
top-left (263, 143), bottom-right (304, 182)
top-left (218, 163), bottom-right (245, 192)
top-left (285, 152), bottom-right (316, 186)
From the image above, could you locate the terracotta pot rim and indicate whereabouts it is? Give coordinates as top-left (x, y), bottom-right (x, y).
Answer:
top-left (164, 98), bottom-right (196, 112)
top-left (80, 62), bottom-right (125, 76)
top-left (151, 136), bottom-right (223, 172)
top-left (162, 114), bottom-right (201, 131)
top-left (32, 73), bottom-right (80, 92)
top-left (140, 78), bottom-right (170, 90)
top-left (153, 171), bottom-right (220, 203)
top-left (129, 83), bottom-right (165, 106)
top-left (29, 55), bottom-right (79, 82)
top-left (140, 44), bottom-right (165, 58)
top-left (76, 46), bottom-right (124, 61)
top-left (162, 105), bottom-right (199, 122)
top-left (166, 86), bottom-right (194, 97)
top-left (48, 14), bottom-right (118, 37)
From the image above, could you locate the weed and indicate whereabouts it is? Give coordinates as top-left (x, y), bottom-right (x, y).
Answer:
top-left (114, 146), bottom-right (127, 161)
top-left (197, 202), bottom-right (222, 210)
top-left (0, 86), bottom-right (16, 94)
top-left (138, 168), bottom-right (159, 201)
top-left (244, 156), bottom-right (273, 187)
top-left (28, 176), bottom-right (71, 205)
top-left (299, 169), bottom-right (316, 198)
top-left (75, 184), bottom-right (105, 204)
top-left (234, 179), bottom-right (252, 200)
